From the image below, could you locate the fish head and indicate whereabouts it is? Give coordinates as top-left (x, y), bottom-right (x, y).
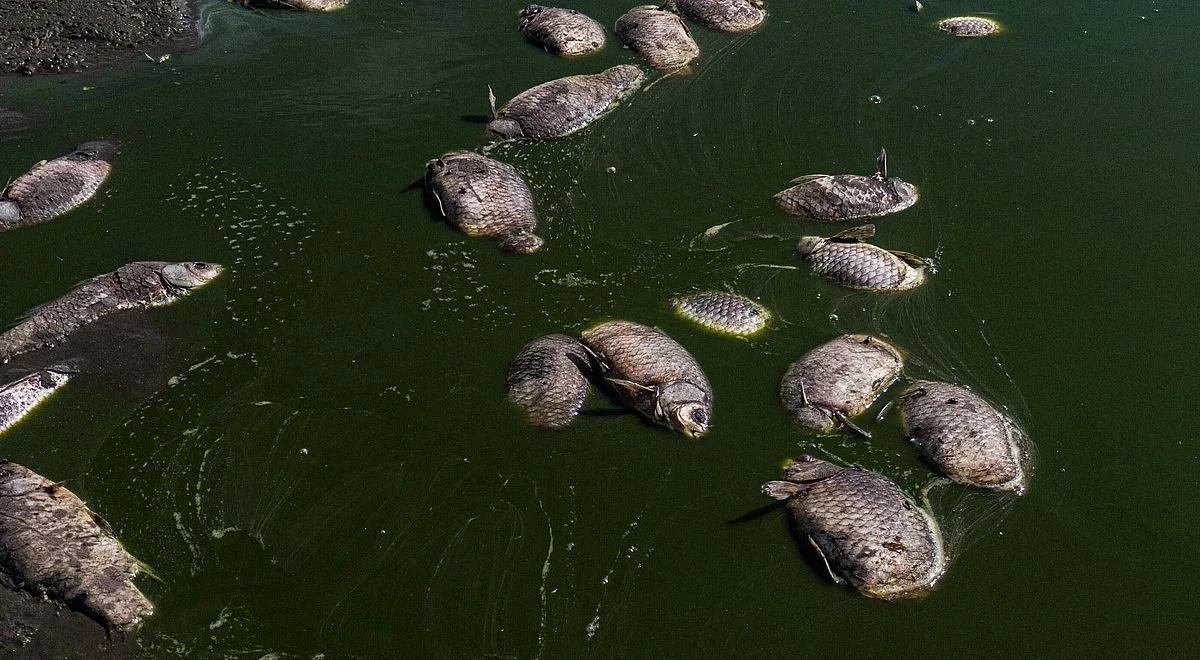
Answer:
top-left (606, 64), bottom-right (646, 91)
top-left (887, 178), bottom-right (919, 205)
top-left (795, 236), bottom-right (824, 258)
top-left (68, 139), bottom-right (118, 163)
top-left (657, 381), bottom-right (710, 438)
top-left (498, 229), bottom-right (544, 254)
top-left (425, 157), bottom-right (449, 178)
top-left (782, 454), bottom-right (844, 483)
top-left (160, 261), bottom-right (224, 291)
top-left (487, 118), bottom-right (525, 140)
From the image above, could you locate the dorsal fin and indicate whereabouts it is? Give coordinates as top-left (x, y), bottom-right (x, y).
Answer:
top-left (830, 224), bottom-right (875, 243)
top-left (875, 148), bottom-right (888, 179)
top-left (487, 85), bottom-right (498, 119)
top-left (788, 174), bottom-right (831, 186)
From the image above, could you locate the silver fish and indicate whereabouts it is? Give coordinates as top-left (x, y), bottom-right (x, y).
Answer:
top-left (938, 16), bottom-right (999, 37)
top-left (899, 381), bottom-right (1030, 493)
top-left (0, 461), bottom-right (153, 628)
top-left (775, 149), bottom-right (918, 222)
top-left (425, 151), bottom-right (543, 254)
top-left (0, 140), bottom-right (116, 230)
top-left (615, 6), bottom-right (699, 71)
top-left (763, 455), bottom-right (947, 599)
top-left (670, 291), bottom-right (770, 336)
top-left (796, 224), bottom-right (927, 291)
top-left (0, 261), bottom-right (223, 363)
top-left (0, 369), bottom-right (70, 435)
top-left (487, 65), bottom-right (644, 140)
top-left (581, 320), bottom-right (711, 437)
top-left (519, 5), bottom-right (606, 56)
top-left (780, 334), bottom-right (902, 435)
top-left (506, 334), bottom-right (592, 429)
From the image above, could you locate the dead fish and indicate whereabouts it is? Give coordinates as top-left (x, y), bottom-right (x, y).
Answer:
top-left (425, 151), bottom-right (543, 254)
top-left (775, 149), bottom-right (919, 222)
top-left (0, 461), bottom-right (153, 628)
top-left (0, 369), bottom-right (70, 435)
top-left (796, 224), bottom-right (928, 291)
top-left (236, 0), bottom-right (348, 10)
top-left (615, 6), bottom-right (700, 71)
top-left (668, 0), bottom-right (766, 32)
top-left (487, 65), bottom-right (645, 140)
top-left (0, 108), bottom-right (32, 135)
top-left (0, 261), bottom-right (223, 363)
top-left (670, 291), bottom-right (770, 336)
top-left (520, 5), bottom-right (606, 56)
top-left (780, 334), bottom-right (902, 435)
top-left (506, 334), bottom-right (592, 429)
top-left (938, 16), bottom-right (1000, 37)
top-left (898, 381), bottom-right (1029, 493)
top-left (581, 320), bottom-right (711, 437)
top-left (763, 455), bottom-right (946, 599)
top-left (0, 140), bottom-right (117, 231)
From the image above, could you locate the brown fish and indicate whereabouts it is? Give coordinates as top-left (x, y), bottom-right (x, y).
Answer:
top-left (506, 334), bottom-right (592, 429)
top-left (487, 65), bottom-right (645, 140)
top-left (519, 5), bottom-right (606, 56)
top-left (425, 151), bottom-right (543, 254)
top-left (775, 149), bottom-right (919, 222)
top-left (0, 140), bottom-right (116, 231)
top-left (614, 6), bottom-right (700, 71)
top-left (796, 224), bottom-right (928, 291)
top-left (780, 334), bottom-right (903, 435)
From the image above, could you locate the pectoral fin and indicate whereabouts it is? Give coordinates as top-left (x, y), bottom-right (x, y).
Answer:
top-left (831, 224), bottom-right (876, 243)
top-left (890, 250), bottom-right (929, 268)
top-left (762, 480), bottom-right (802, 501)
top-left (606, 377), bottom-right (657, 395)
top-left (807, 535), bottom-right (845, 585)
top-left (835, 411), bottom-right (872, 439)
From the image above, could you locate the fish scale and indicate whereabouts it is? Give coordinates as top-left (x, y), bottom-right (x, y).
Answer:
top-left (671, 0), bottom-right (765, 32)
top-left (489, 65), bottom-right (644, 140)
top-left (1, 142), bottom-right (115, 230)
top-left (671, 291), bottom-right (769, 335)
top-left (899, 381), bottom-right (1029, 493)
top-left (780, 334), bottom-right (903, 433)
top-left (808, 241), bottom-right (921, 290)
top-left (505, 334), bottom-right (592, 429)
top-left (765, 457), bottom-right (946, 599)
top-left (615, 6), bottom-right (699, 70)
top-left (939, 16), bottom-right (999, 37)
top-left (426, 151), bottom-right (542, 253)
top-left (520, 5), bottom-right (606, 56)
top-left (0, 370), bottom-right (69, 434)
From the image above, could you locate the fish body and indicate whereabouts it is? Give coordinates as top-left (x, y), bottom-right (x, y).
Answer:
top-left (775, 149), bottom-right (917, 222)
top-left (0, 461), bottom-right (153, 628)
top-left (796, 225), bottom-right (926, 291)
top-left (519, 5), bottom-right (606, 56)
top-left (426, 151), bottom-right (543, 254)
top-left (0, 108), bottom-right (32, 135)
top-left (506, 334), bottom-right (592, 429)
top-left (0, 261), bottom-right (222, 363)
top-left (899, 381), bottom-right (1029, 493)
top-left (780, 334), bottom-right (902, 434)
top-left (237, 0), bottom-right (348, 10)
top-left (581, 320), bottom-right (711, 437)
top-left (0, 140), bottom-right (116, 230)
top-left (670, 291), bottom-right (769, 336)
top-left (763, 455), bottom-right (946, 599)
top-left (938, 16), bottom-right (999, 37)
top-left (614, 6), bottom-right (699, 71)
top-left (488, 65), bottom-right (645, 140)
top-left (670, 0), bottom-right (765, 32)
top-left (0, 370), bottom-right (70, 434)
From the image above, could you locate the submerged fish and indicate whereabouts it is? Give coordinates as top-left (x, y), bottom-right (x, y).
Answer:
top-left (581, 320), bottom-right (712, 437)
top-left (938, 16), bottom-right (999, 37)
top-left (671, 291), bottom-right (770, 336)
top-left (763, 455), bottom-right (946, 599)
top-left (487, 65), bottom-right (645, 140)
top-left (780, 334), bottom-right (902, 435)
top-left (0, 369), bottom-right (70, 434)
top-left (899, 381), bottom-right (1029, 493)
top-left (0, 461), bottom-right (153, 628)
top-left (520, 5), bottom-right (606, 56)
top-left (237, 0), bottom-right (348, 10)
top-left (0, 261), bottom-right (223, 363)
top-left (796, 224), bottom-right (928, 291)
top-left (426, 151), bottom-right (543, 254)
top-left (0, 108), bottom-right (32, 135)
top-left (669, 0), bottom-right (766, 32)
top-left (506, 334), bottom-right (592, 429)
top-left (615, 6), bottom-right (700, 71)
top-left (0, 140), bottom-right (117, 231)
top-left (775, 149), bottom-right (918, 222)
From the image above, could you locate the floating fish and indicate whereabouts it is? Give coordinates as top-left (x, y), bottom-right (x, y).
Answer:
top-left (519, 5), bottom-right (606, 56)
top-left (0, 140), bottom-right (116, 230)
top-left (425, 151), bottom-right (543, 253)
top-left (780, 334), bottom-right (902, 435)
top-left (506, 334), bottom-right (592, 429)
top-left (487, 65), bottom-right (645, 140)
top-left (775, 149), bottom-right (918, 222)
top-left (615, 6), bottom-right (699, 71)
top-left (670, 291), bottom-right (770, 336)
top-left (0, 369), bottom-right (70, 435)
top-left (796, 224), bottom-right (928, 291)
top-left (938, 16), bottom-right (1000, 37)
top-left (669, 0), bottom-right (766, 32)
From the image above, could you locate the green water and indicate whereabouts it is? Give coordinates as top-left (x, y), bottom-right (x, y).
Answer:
top-left (1, 0), bottom-right (1197, 656)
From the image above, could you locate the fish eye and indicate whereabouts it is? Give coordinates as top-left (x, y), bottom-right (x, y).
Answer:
top-left (690, 409), bottom-right (707, 425)
top-left (194, 262), bottom-right (209, 269)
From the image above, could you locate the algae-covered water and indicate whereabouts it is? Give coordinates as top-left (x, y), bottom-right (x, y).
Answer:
top-left (1, 0), bottom-right (1197, 657)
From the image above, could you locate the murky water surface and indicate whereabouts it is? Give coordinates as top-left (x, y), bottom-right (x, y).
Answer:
top-left (1, 0), bottom-right (1197, 656)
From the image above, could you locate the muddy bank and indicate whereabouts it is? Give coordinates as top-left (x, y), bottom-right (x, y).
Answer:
top-left (0, 0), bottom-right (198, 75)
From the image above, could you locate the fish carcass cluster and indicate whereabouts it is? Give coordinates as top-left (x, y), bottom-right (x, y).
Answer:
top-left (479, 2), bottom-right (1022, 600)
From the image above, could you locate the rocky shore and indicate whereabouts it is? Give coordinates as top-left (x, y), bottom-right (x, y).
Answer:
top-left (0, 0), bottom-right (198, 75)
